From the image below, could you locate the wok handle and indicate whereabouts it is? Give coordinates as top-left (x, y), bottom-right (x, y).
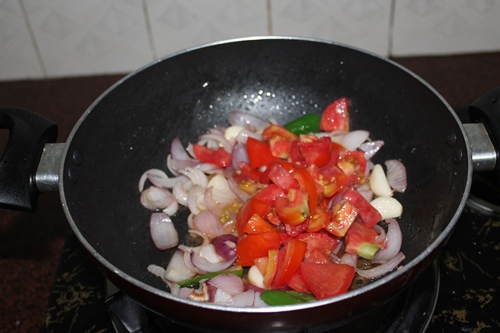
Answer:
top-left (0, 107), bottom-right (57, 212)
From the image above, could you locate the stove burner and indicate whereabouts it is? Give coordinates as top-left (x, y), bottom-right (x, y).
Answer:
top-left (467, 172), bottom-right (500, 216)
top-left (105, 262), bottom-right (439, 333)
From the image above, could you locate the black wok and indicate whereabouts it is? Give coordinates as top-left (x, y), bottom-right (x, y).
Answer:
top-left (1, 37), bottom-right (499, 332)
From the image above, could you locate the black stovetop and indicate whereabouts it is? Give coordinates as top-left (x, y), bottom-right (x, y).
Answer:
top-left (40, 200), bottom-right (499, 333)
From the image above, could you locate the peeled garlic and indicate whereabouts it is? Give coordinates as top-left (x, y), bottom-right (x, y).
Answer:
top-left (370, 164), bottom-right (393, 197)
top-left (248, 265), bottom-right (265, 289)
top-left (224, 125), bottom-right (244, 142)
top-left (370, 197), bottom-right (403, 220)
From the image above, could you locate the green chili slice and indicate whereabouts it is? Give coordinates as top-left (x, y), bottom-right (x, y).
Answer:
top-left (260, 290), bottom-right (317, 306)
top-left (177, 266), bottom-right (243, 288)
top-left (284, 113), bottom-right (321, 135)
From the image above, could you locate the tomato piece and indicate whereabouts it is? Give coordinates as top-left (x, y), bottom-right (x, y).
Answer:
top-left (268, 163), bottom-right (299, 190)
top-left (263, 249), bottom-right (279, 288)
top-left (253, 184), bottom-right (285, 206)
top-left (297, 232), bottom-right (340, 264)
top-left (244, 214), bottom-right (276, 234)
top-left (288, 270), bottom-right (310, 293)
top-left (324, 201), bottom-right (358, 237)
top-left (275, 189), bottom-right (309, 226)
top-left (306, 205), bottom-right (329, 232)
top-left (345, 220), bottom-right (383, 260)
top-left (262, 123), bottom-right (299, 141)
top-left (292, 167), bottom-right (318, 214)
top-left (298, 135), bottom-right (332, 167)
top-left (272, 239), bottom-right (307, 288)
top-left (284, 218), bottom-right (309, 237)
top-left (192, 144), bottom-right (232, 167)
top-left (237, 162), bottom-right (262, 183)
top-left (236, 231), bottom-right (282, 266)
top-left (338, 151), bottom-right (367, 186)
top-left (236, 197), bottom-right (272, 236)
top-left (320, 97), bottom-right (350, 132)
top-left (342, 188), bottom-right (382, 227)
top-left (299, 262), bottom-right (355, 299)
top-left (246, 137), bottom-right (277, 169)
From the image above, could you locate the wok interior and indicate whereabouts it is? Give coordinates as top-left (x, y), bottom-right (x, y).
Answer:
top-left (62, 38), bottom-right (469, 294)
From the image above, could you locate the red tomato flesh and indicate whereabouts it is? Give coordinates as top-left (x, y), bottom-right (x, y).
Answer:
top-left (320, 97), bottom-right (350, 132)
top-left (299, 262), bottom-right (355, 300)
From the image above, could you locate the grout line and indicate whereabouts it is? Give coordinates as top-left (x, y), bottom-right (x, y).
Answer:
top-left (388, 0), bottom-right (396, 57)
top-left (267, 0), bottom-right (273, 35)
top-left (142, 0), bottom-right (158, 60)
top-left (18, 0), bottom-right (47, 78)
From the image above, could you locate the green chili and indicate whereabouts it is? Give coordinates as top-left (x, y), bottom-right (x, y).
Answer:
top-left (177, 266), bottom-right (243, 288)
top-left (284, 113), bottom-right (321, 135)
top-left (260, 290), bottom-right (317, 306)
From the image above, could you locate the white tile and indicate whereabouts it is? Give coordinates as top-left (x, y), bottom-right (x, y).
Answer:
top-left (23, 0), bottom-right (153, 77)
top-left (0, 0), bottom-right (43, 80)
top-left (392, 0), bottom-right (500, 56)
top-left (271, 0), bottom-right (392, 56)
top-left (146, 0), bottom-right (268, 59)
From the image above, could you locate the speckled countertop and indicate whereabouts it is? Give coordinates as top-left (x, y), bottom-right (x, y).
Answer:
top-left (0, 52), bottom-right (499, 333)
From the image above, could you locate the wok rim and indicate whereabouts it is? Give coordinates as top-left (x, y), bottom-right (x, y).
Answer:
top-left (58, 35), bottom-right (473, 314)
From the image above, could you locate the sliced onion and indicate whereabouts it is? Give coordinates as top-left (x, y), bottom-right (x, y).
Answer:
top-left (208, 273), bottom-right (245, 295)
top-left (199, 132), bottom-right (233, 153)
top-left (340, 252), bottom-right (358, 267)
top-left (231, 142), bottom-right (249, 170)
top-left (147, 264), bottom-right (165, 278)
top-left (228, 111), bottom-right (270, 132)
top-left (191, 251), bottom-right (236, 273)
top-left (232, 289), bottom-right (256, 307)
top-left (179, 167), bottom-right (208, 188)
top-left (187, 184), bottom-right (206, 214)
top-left (356, 252), bottom-right (405, 279)
top-left (226, 176), bottom-right (251, 203)
top-left (341, 130), bottom-right (370, 151)
top-left (385, 159), bottom-right (407, 193)
top-left (212, 288), bottom-right (233, 305)
top-left (253, 292), bottom-right (268, 307)
top-left (192, 210), bottom-right (225, 238)
top-left (212, 234), bottom-right (238, 261)
top-left (140, 186), bottom-right (175, 211)
top-left (164, 250), bottom-right (197, 282)
top-left (359, 140), bottom-right (384, 160)
top-left (373, 219), bottom-right (403, 263)
top-left (372, 224), bottom-right (386, 243)
top-left (198, 244), bottom-right (223, 263)
top-left (150, 213), bottom-right (179, 250)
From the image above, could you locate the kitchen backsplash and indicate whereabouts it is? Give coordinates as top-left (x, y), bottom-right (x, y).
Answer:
top-left (1, 0), bottom-right (499, 81)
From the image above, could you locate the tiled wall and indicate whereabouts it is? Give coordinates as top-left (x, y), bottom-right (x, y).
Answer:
top-left (1, 0), bottom-right (500, 81)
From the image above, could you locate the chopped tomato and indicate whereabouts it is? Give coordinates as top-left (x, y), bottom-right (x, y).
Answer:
top-left (262, 249), bottom-right (279, 288)
top-left (297, 232), bottom-right (340, 264)
top-left (284, 218), bottom-right (310, 237)
top-left (324, 201), bottom-right (358, 237)
top-left (299, 262), bottom-right (355, 299)
top-left (268, 163), bottom-right (299, 190)
top-left (306, 206), bottom-right (329, 232)
top-left (345, 220), bottom-right (383, 260)
top-left (236, 231), bottom-right (282, 266)
top-left (237, 162), bottom-right (262, 183)
top-left (342, 188), bottom-right (381, 227)
top-left (292, 167), bottom-right (318, 214)
top-left (272, 239), bottom-right (307, 288)
top-left (288, 271), bottom-right (310, 293)
top-left (274, 189), bottom-right (309, 226)
top-left (262, 123), bottom-right (298, 141)
top-left (192, 144), bottom-right (232, 167)
top-left (298, 135), bottom-right (332, 167)
top-left (246, 137), bottom-right (277, 169)
top-left (236, 197), bottom-right (272, 236)
top-left (262, 124), bottom-right (298, 159)
top-left (319, 97), bottom-right (350, 132)
top-left (243, 214), bottom-right (276, 234)
top-left (338, 151), bottom-right (367, 186)
top-left (253, 184), bottom-right (285, 206)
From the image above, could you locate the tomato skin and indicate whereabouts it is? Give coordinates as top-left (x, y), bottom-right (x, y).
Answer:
top-left (337, 151), bottom-right (367, 186)
top-left (320, 97), bottom-right (350, 132)
top-left (262, 123), bottom-right (299, 141)
top-left (236, 231), bottom-right (282, 266)
top-left (299, 262), bottom-right (355, 299)
top-left (306, 206), bottom-right (329, 232)
top-left (342, 188), bottom-right (382, 227)
top-left (236, 197), bottom-right (272, 236)
top-left (324, 201), bottom-right (358, 237)
top-left (246, 137), bottom-right (277, 169)
top-left (272, 239), bottom-right (307, 288)
top-left (263, 249), bottom-right (279, 288)
top-left (192, 144), bottom-right (232, 167)
top-left (253, 184), bottom-right (285, 206)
